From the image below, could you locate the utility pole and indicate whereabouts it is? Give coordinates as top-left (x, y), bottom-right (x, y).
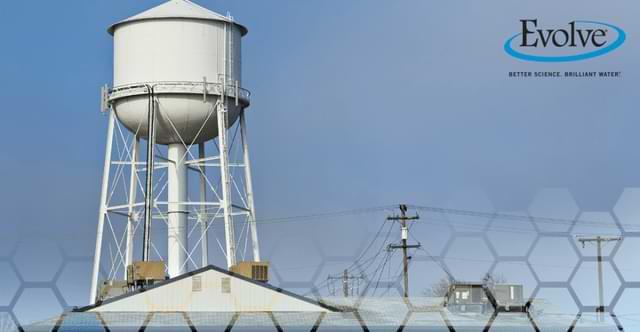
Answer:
top-left (387, 204), bottom-right (421, 298)
top-left (576, 235), bottom-right (622, 322)
top-left (342, 269), bottom-right (349, 297)
top-left (327, 269), bottom-right (364, 297)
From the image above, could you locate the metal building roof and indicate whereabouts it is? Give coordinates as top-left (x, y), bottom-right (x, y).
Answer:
top-left (108, 0), bottom-right (248, 35)
top-left (30, 298), bottom-right (615, 332)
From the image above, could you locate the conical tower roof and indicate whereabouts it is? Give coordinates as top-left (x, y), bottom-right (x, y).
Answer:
top-left (108, 0), bottom-right (247, 35)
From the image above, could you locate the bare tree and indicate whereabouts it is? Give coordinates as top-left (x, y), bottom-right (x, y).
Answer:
top-left (423, 277), bottom-right (452, 297)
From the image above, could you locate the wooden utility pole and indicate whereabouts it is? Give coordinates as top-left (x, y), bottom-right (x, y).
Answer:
top-left (327, 269), bottom-right (364, 297)
top-left (387, 204), bottom-right (421, 298)
top-left (576, 235), bottom-right (622, 322)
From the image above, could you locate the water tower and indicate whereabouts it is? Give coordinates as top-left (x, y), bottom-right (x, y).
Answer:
top-left (90, 0), bottom-right (261, 304)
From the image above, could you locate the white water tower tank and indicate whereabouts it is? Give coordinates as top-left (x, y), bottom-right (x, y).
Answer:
top-left (108, 0), bottom-right (249, 145)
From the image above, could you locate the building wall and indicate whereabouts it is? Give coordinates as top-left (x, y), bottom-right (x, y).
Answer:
top-left (89, 268), bottom-right (329, 312)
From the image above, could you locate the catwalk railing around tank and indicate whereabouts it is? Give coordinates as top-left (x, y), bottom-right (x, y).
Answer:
top-left (108, 81), bottom-right (251, 106)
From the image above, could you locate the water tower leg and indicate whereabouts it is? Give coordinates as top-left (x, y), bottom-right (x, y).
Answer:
top-left (217, 104), bottom-right (236, 269)
top-left (90, 109), bottom-right (116, 304)
top-left (125, 137), bottom-right (139, 276)
top-left (240, 111), bottom-right (261, 262)
top-left (167, 143), bottom-right (188, 278)
top-left (199, 143), bottom-right (209, 267)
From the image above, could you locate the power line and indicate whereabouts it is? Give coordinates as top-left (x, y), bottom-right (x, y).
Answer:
top-left (311, 217), bottom-right (397, 295)
top-left (120, 204), bottom-right (632, 234)
top-left (410, 205), bottom-right (623, 229)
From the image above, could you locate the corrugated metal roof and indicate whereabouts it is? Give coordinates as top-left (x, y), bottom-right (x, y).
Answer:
top-left (108, 0), bottom-right (248, 35)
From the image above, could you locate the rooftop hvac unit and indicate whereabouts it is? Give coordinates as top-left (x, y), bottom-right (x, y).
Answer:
top-left (231, 261), bottom-right (269, 283)
top-left (127, 261), bottom-right (166, 287)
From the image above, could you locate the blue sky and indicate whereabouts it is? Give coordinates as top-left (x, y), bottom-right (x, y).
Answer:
top-left (1, 0), bottom-right (640, 326)
top-left (1, 0), bottom-right (638, 232)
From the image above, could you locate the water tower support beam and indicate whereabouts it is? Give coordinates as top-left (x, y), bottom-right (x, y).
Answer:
top-left (90, 109), bottom-right (116, 304)
top-left (142, 89), bottom-right (156, 262)
top-left (199, 143), bottom-right (209, 267)
top-left (125, 137), bottom-right (139, 275)
top-left (167, 144), bottom-right (189, 278)
top-left (240, 111), bottom-right (260, 262)
top-left (218, 103), bottom-right (237, 268)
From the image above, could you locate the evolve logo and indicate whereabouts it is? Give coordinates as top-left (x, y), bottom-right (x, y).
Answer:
top-left (504, 19), bottom-right (625, 62)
